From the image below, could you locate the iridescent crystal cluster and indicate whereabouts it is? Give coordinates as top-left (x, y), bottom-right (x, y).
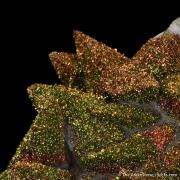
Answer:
top-left (0, 18), bottom-right (179, 179)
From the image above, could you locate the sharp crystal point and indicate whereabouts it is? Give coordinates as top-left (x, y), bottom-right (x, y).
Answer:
top-left (1, 20), bottom-right (180, 179)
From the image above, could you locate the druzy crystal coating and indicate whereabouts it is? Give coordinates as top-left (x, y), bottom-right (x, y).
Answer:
top-left (1, 18), bottom-right (179, 179)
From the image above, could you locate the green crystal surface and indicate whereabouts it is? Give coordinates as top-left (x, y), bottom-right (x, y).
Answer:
top-left (1, 22), bottom-right (180, 179)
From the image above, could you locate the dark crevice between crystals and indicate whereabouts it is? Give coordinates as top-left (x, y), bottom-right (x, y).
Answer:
top-left (53, 99), bottom-right (179, 179)
top-left (64, 117), bottom-right (84, 179)
top-left (23, 96), bottom-right (179, 179)
top-left (116, 100), bottom-right (161, 116)
top-left (66, 98), bottom-right (179, 178)
top-left (48, 161), bottom-right (69, 170)
top-left (125, 102), bottom-right (179, 140)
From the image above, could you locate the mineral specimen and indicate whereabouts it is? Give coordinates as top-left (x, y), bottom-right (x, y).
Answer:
top-left (0, 17), bottom-right (179, 179)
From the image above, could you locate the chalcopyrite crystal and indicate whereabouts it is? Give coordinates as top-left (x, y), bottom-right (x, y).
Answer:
top-left (1, 18), bottom-right (180, 179)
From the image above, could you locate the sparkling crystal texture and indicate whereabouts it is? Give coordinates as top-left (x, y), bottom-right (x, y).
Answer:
top-left (1, 18), bottom-right (180, 179)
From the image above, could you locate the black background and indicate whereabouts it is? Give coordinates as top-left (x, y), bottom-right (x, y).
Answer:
top-left (0, 2), bottom-right (179, 172)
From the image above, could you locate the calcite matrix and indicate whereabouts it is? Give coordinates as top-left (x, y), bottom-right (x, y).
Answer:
top-left (0, 18), bottom-right (179, 179)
